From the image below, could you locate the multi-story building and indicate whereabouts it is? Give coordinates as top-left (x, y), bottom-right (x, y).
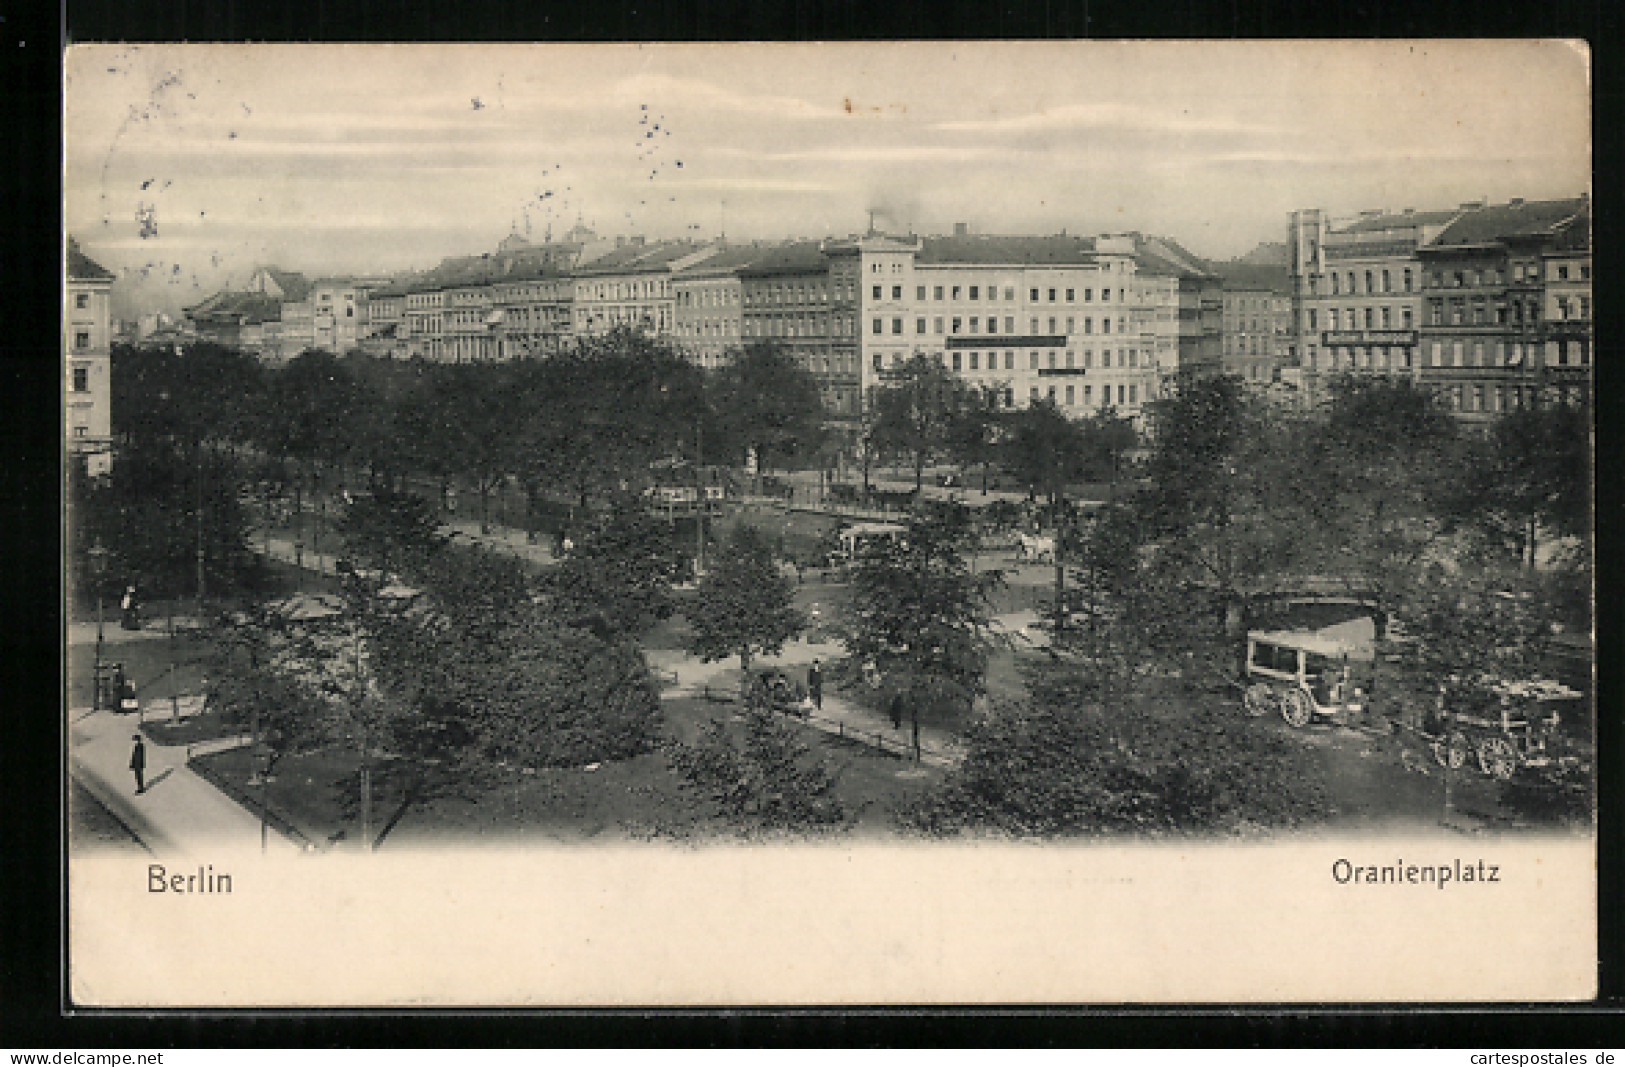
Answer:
top-left (1213, 262), bottom-right (1293, 385)
top-left (842, 229), bottom-right (1169, 423)
top-left (572, 239), bottom-right (709, 340)
top-left (1130, 234), bottom-right (1222, 377)
top-left (310, 279), bottom-right (367, 354)
top-left (492, 255), bottom-right (576, 360)
top-left (736, 240), bottom-right (862, 421)
top-left (66, 238), bottom-right (115, 476)
top-left (1415, 196), bottom-right (1591, 420)
top-left (362, 282), bottom-right (408, 359)
top-left (404, 284), bottom-right (448, 362)
top-left (1287, 205), bottom-right (1463, 399)
top-left (672, 244), bottom-right (765, 369)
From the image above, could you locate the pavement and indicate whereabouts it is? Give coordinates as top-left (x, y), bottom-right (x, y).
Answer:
top-left (646, 635), bottom-right (968, 768)
top-left (68, 703), bottom-right (305, 856)
top-left (66, 613), bottom-right (306, 856)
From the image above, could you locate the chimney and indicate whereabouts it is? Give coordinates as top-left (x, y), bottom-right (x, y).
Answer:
top-left (1360, 208), bottom-right (1384, 219)
top-left (1508, 197), bottom-right (1525, 206)
top-left (953, 222), bottom-right (969, 236)
top-left (1402, 207), bottom-right (1415, 215)
top-left (630, 235), bottom-right (646, 247)
top-left (1460, 200), bottom-right (1486, 210)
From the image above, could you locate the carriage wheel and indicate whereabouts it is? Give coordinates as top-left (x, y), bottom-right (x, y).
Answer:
top-left (1430, 737), bottom-right (1451, 768)
top-left (1243, 683), bottom-right (1276, 718)
top-left (1280, 687), bottom-right (1314, 728)
top-left (1444, 731), bottom-right (1471, 770)
top-left (1477, 736), bottom-right (1518, 781)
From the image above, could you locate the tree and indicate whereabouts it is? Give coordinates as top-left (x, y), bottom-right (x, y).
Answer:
top-left (543, 498), bottom-right (688, 638)
top-left (842, 515), bottom-right (1000, 727)
top-left (668, 707), bottom-right (847, 834)
top-left (711, 342), bottom-right (826, 473)
top-left (334, 487), bottom-right (447, 576)
top-left (1001, 398), bottom-right (1091, 506)
top-left (945, 385), bottom-right (1005, 494)
top-left (907, 657), bottom-right (1331, 836)
top-left (867, 352), bottom-right (976, 492)
top-left (687, 525), bottom-right (805, 695)
top-left (1461, 400), bottom-right (1590, 568)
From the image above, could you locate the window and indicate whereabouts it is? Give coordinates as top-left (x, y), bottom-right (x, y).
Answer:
top-left (1028, 352), bottom-right (1038, 370)
top-left (75, 331), bottom-right (91, 349)
top-left (872, 318), bottom-right (882, 334)
top-left (1103, 350), bottom-right (1112, 369)
top-left (1102, 289), bottom-right (1111, 301)
top-left (952, 317), bottom-right (962, 334)
top-left (1085, 351), bottom-right (1094, 369)
top-left (1005, 352), bottom-right (1014, 370)
top-left (872, 285), bottom-right (882, 300)
top-left (1382, 269), bottom-right (1391, 292)
top-left (934, 317), bottom-right (944, 334)
top-left (1128, 384), bottom-right (1137, 404)
top-left (916, 318), bottom-right (927, 334)
top-left (1047, 317), bottom-right (1057, 334)
top-left (1329, 309), bottom-right (1340, 331)
top-left (987, 317), bottom-right (998, 335)
top-left (1031, 318), bottom-right (1040, 333)
top-left (934, 286), bottom-right (944, 300)
top-left (969, 286), bottom-right (980, 300)
top-left (1066, 317), bottom-right (1075, 334)
top-left (872, 353), bottom-right (882, 370)
top-left (969, 317), bottom-right (980, 334)
top-left (969, 352), bottom-right (979, 370)
top-left (1065, 385), bottom-right (1075, 405)
top-left (892, 285), bottom-right (902, 300)
top-left (1364, 307), bottom-right (1374, 329)
top-left (1084, 385), bottom-right (1093, 404)
top-left (1047, 288), bottom-right (1056, 302)
top-left (1064, 350), bottom-right (1074, 369)
top-left (952, 286), bottom-right (961, 300)
top-left (1307, 310), bottom-right (1317, 330)
top-left (1580, 263), bottom-right (1591, 280)
top-left (1331, 274), bottom-right (1340, 295)
top-left (1084, 289), bottom-right (1093, 301)
top-left (917, 285), bottom-right (927, 300)
top-left (75, 293), bottom-right (89, 309)
top-left (1030, 288), bottom-right (1039, 302)
top-left (1365, 271), bottom-right (1374, 293)
top-left (1066, 288), bottom-right (1075, 302)
top-left (1048, 352), bottom-right (1057, 369)
top-left (1118, 384), bottom-right (1126, 405)
top-left (1005, 287), bottom-right (1015, 301)
top-left (1030, 386), bottom-right (1040, 401)
top-left (892, 318), bottom-right (903, 334)
top-left (952, 352), bottom-right (962, 371)
top-left (1103, 318), bottom-right (1111, 334)
top-left (72, 366), bottom-right (89, 392)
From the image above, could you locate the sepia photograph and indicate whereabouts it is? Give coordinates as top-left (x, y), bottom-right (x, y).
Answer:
top-left (63, 40), bottom-right (1595, 1006)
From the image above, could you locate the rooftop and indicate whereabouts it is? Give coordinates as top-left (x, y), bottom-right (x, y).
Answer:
top-left (1336, 209), bottom-right (1462, 234)
top-left (1427, 197), bottom-right (1589, 250)
top-left (574, 240), bottom-right (706, 276)
top-left (67, 237), bottom-right (114, 282)
top-left (916, 234), bottom-right (1100, 266)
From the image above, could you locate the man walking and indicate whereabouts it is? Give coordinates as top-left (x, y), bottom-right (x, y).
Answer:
top-left (889, 691), bottom-right (905, 731)
top-left (130, 734), bottom-right (147, 794)
top-left (807, 660), bottom-right (823, 711)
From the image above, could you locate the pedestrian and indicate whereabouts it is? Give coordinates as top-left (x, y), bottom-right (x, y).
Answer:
top-left (120, 585), bottom-right (140, 631)
top-left (889, 691), bottom-right (904, 731)
top-left (129, 734), bottom-right (146, 794)
top-left (112, 664), bottom-right (128, 711)
top-left (807, 660), bottom-right (823, 711)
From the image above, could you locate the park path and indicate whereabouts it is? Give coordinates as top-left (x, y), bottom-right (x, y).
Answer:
top-left (67, 619), bottom-right (305, 856)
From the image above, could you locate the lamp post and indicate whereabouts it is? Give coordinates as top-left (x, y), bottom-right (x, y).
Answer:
top-left (88, 542), bottom-right (109, 711)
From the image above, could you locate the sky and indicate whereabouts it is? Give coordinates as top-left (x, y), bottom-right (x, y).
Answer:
top-left (64, 41), bottom-right (1591, 319)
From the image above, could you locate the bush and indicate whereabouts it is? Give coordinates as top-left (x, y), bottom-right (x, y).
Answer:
top-left (668, 708), bottom-right (848, 834)
top-left (907, 692), bottom-right (1330, 837)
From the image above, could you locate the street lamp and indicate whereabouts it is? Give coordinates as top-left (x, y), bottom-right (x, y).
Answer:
top-left (87, 542), bottom-right (109, 711)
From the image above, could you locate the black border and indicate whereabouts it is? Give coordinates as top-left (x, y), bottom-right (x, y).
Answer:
top-left (11, 0), bottom-right (1620, 1048)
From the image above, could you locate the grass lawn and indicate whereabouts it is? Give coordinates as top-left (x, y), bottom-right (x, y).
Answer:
top-left (66, 627), bottom-right (214, 710)
top-left (190, 695), bottom-right (943, 848)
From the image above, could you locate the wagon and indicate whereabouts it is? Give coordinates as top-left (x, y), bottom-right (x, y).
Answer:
top-left (1240, 627), bottom-right (1375, 728)
top-left (1418, 676), bottom-right (1583, 780)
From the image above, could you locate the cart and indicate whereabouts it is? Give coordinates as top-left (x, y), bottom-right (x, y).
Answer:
top-left (1418, 676), bottom-right (1582, 780)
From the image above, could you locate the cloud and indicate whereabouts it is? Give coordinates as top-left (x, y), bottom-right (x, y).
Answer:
top-left (932, 102), bottom-right (1283, 138)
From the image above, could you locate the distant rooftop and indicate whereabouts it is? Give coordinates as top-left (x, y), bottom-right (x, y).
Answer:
top-left (1427, 197), bottom-right (1589, 250)
top-left (1337, 209), bottom-right (1461, 234)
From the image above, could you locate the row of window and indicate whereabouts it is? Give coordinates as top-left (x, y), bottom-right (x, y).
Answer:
top-left (1309, 267), bottom-right (1414, 296)
top-left (872, 314), bottom-right (1129, 337)
top-left (869, 348), bottom-right (1148, 373)
top-left (1307, 305), bottom-right (1415, 331)
top-left (870, 283), bottom-right (1121, 304)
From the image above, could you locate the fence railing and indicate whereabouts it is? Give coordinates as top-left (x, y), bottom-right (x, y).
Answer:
top-left (695, 681), bottom-right (932, 763)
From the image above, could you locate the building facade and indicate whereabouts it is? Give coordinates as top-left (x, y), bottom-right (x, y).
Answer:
top-left (735, 241), bottom-right (862, 420)
top-left (1414, 197), bottom-right (1592, 420)
top-left (1214, 262), bottom-right (1293, 384)
top-left (66, 238), bottom-right (115, 476)
top-left (572, 240), bottom-right (709, 340)
top-left (842, 231), bottom-right (1169, 423)
top-left (1287, 206), bottom-right (1461, 401)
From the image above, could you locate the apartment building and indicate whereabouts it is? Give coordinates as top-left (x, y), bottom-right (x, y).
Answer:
top-left (1213, 261), bottom-right (1293, 385)
top-left (1414, 196), bottom-right (1591, 420)
top-left (572, 239), bottom-right (710, 340)
top-left (66, 238), bottom-right (115, 476)
top-left (672, 244), bottom-right (765, 369)
top-left (841, 230), bottom-right (1169, 422)
top-left (1287, 205), bottom-right (1461, 398)
top-left (737, 240), bottom-right (863, 420)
